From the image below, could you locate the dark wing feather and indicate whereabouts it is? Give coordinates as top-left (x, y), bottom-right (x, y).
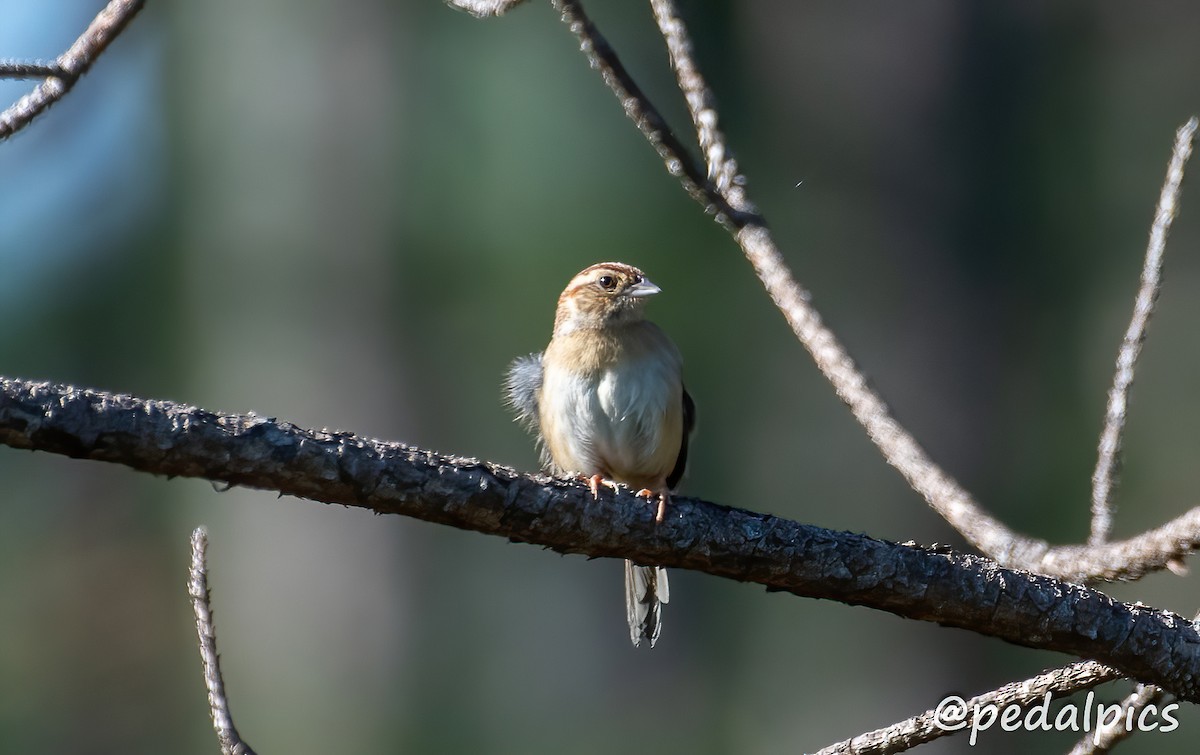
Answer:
top-left (666, 385), bottom-right (695, 490)
top-left (503, 352), bottom-right (543, 432)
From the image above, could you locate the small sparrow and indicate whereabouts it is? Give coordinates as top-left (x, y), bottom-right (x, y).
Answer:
top-left (505, 262), bottom-right (695, 648)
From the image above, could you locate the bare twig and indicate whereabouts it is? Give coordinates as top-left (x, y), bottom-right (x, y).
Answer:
top-left (189, 527), bottom-right (257, 755)
top-left (648, 0), bottom-right (744, 201)
top-left (0, 0), bottom-right (145, 141)
top-left (1090, 117), bottom-right (1198, 545)
top-left (550, 0), bottom-right (756, 229)
top-left (816, 660), bottom-right (1121, 755)
top-left (1067, 683), bottom-right (1166, 755)
top-left (0, 60), bottom-right (67, 79)
top-left (4, 376), bottom-right (1200, 700)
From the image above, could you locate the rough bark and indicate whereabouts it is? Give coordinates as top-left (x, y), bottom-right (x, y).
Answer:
top-left (3, 376), bottom-right (1200, 701)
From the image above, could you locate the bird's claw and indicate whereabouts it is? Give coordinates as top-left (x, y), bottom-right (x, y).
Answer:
top-left (636, 489), bottom-right (670, 523)
top-left (586, 474), bottom-right (620, 499)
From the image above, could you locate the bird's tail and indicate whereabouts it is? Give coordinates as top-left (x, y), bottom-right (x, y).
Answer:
top-left (624, 560), bottom-right (669, 647)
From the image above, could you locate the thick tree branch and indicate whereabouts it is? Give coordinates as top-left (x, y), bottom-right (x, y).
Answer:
top-left (0, 0), bottom-right (145, 141)
top-left (4, 376), bottom-right (1200, 701)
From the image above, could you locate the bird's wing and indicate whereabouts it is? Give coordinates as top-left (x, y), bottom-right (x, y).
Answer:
top-left (503, 352), bottom-right (544, 431)
top-left (666, 385), bottom-right (695, 490)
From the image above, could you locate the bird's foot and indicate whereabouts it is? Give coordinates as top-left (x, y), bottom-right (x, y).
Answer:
top-left (585, 474), bottom-right (620, 499)
top-left (636, 489), bottom-right (670, 523)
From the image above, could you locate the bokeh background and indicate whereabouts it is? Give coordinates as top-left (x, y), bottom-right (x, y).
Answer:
top-left (2, 1), bottom-right (1200, 753)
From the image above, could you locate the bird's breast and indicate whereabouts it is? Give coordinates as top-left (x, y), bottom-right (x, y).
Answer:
top-left (539, 339), bottom-right (682, 489)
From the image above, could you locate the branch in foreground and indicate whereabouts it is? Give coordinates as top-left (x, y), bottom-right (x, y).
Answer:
top-left (189, 527), bottom-right (256, 755)
top-left (1090, 117), bottom-right (1198, 545)
top-left (4, 376), bottom-right (1200, 701)
top-left (816, 660), bottom-right (1121, 755)
top-left (0, 0), bottom-right (145, 141)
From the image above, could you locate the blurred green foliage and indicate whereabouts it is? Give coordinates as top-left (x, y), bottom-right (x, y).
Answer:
top-left (1, 1), bottom-right (1199, 753)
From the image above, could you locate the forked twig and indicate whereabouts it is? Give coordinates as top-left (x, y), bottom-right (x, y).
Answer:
top-left (648, 0), bottom-right (744, 200)
top-left (189, 527), bottom-right (257, 755)
top-left (1090, 117), bottom-right (1198, 545)
top-left (550, 0), bottom-right (756, 229)
top-left (0, 0), bottom-right (145, 141)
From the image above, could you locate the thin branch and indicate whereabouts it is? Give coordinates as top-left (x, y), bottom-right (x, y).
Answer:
top-left (189, 527), bottom-right (256, 755)
top-left (815, 660), bottom-right (1121, 755)
top-left (0, 60), bottom-right (67, 79)
top-left (0, 0), bottom-right (145, 141)
top-left (550, 0), bottom-right (757, 229)
top-left (1024, 506), bottom-right (1200, 583)
top-left (1090, 117), bottom-right (1198, 545)
top-left (648, 0), bottom-right (744, 200)
top-left (1067, 683), bottom-right (1165, 755)
top-left (4, 377), bottom-right (1200, 701)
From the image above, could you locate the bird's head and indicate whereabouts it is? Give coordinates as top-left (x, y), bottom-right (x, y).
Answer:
top-left (553, 262), bottom-right (661, 335)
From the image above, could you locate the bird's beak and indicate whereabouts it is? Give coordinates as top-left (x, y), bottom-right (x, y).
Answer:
top-left (626, 278), bottom-right (661, 298)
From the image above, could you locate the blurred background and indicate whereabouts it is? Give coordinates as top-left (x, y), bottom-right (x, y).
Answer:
top-left (1, 0), bottom-right (1199, 752)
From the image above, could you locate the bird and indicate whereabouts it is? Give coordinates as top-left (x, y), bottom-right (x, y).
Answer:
top-left (504, 262), bottom-right (695, 648)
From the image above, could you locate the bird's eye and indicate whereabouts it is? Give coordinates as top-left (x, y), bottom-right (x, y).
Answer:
top-left (597, 275), bottom-right (617, 290)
